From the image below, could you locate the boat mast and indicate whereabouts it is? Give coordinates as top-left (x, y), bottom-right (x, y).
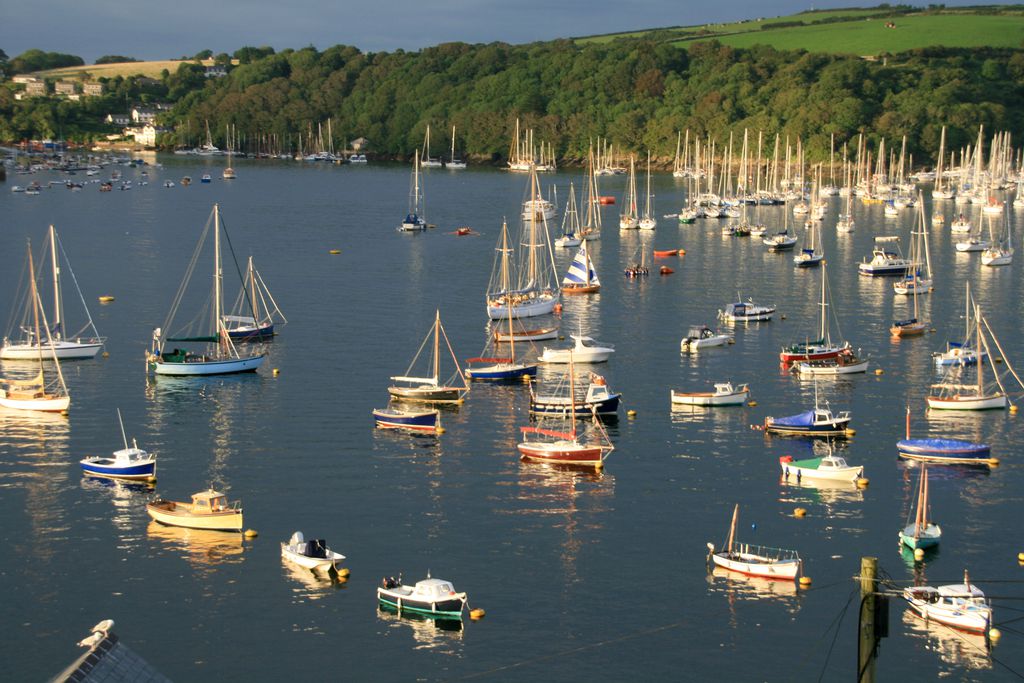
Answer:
top-left (644, 151), bottom-right (652, 219)
top-left (819, 263), bottom-right (828, 344)
top-left (117, 408), bottom-right (129, 451)
top-left (214, 204), bottom-right (223, 349)
top-left (248, 257), bottom-right (260, 322)
top-left (502, 221), bottom-right (516, 363)
top-left (568, 351), bottom-right (577, 441)
top-left (433, 309), bottom-right (440, 385)
top-left (49, 225), bottom-right (63, 340)
top-left (27, 242), bottom-right (42, 362)
top-left (726, 504), bottom-right (739, 554)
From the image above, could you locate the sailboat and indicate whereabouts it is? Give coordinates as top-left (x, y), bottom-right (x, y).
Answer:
top-left (894, 196), bottom-right (933, 295)
top-left (793, 218), bottom-right (823, 267)
top-left (638, 151), bottom-right (657, 230)
top-left (932, 283), bottom-right (987, 367)
top-left (465, 223), bottom-right (539, 381)
top-left (928, 303), bottom-right (1018, 410)
top-left (223, 257), bottom-right (287, 341)
top-left (899, 465), bottom-right (941, 550)
top-left (619, 156), bottom-right (639, 230)
top-left (706, 504), bottom-right (802, 580)
top-left (780, 262), bottom-right (850, 362)
top-left (763, 199), bottom-right (798, 251)
top-left (222, 124), bottom-right (236, 179)
top-left (981, 208), bottom-right (1013, 266)
top-left (561, 241), bottom-right (600, 294)
top-left (554, 181), bottom-right (582, 248)
top-left (2, 225), bottom-right (105, 360)
top-left (389, 310), bottom-right (469, 403)
top-left (147, 205), bottom-right (266, 376)
top-left (0, 242), bottom-right (70, 412)
top-left (399, 150), bottom-right (428, 231)
top-left (485, 167), bottom-right (560, 319)
top-left (517, 353), bottom-right (614, 467)
top-left (420, 125), bottom-right (443, 168)
top-left (579, 148), bottom-right (603, 241)
top-left (955, 213), bottom-right (991, 253)
top-left (447, 125), bottom-right (466, 169)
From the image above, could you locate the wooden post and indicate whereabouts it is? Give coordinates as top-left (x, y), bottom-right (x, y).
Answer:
top-left (858, 556), bottom-right (878, 683)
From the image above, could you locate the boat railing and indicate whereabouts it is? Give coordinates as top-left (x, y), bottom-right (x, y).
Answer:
top-left (734, 543), bottom-right (801, 562)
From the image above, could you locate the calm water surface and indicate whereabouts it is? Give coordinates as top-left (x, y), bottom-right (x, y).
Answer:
top-left (2, 157), bottom-right (1022, 681)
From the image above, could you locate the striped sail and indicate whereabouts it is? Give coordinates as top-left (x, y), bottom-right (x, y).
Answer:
top-left (562, 243), bottom-right (599, 287)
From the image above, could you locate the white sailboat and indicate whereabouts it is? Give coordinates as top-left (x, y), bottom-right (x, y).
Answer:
top-left (0, 242), bottom-right (70, 412)
top-left (639, 151), bottom-right (657, 230)
top-left (899, 464), bottom-right (941, 549)
top-left (485, 167), bottom-right (560, 319)
top-left (981, 208), bottom-right (1013, 266)
top-left (399, 150), bottom-right (428, 231)
top-left (2, 225), bottom-right (105, 360)
top-left (420, 125), bottom-right (443, 168)
top-left (554, 181), bottom-right (582, 248)
top-left (147, 205), bottom-right (266, 376)
top-left (580, 148), bottom-right (603, 241)
top-left (894, 195), bottom-right (933, 295)
top-left (447, 125), bottom-right (466, 169)
top-left (223, 256), bottom-right (287, 341)
top-left (706, 504), bottom-right (802, 580)
top-left (619, 156), bottom-right (639, 230)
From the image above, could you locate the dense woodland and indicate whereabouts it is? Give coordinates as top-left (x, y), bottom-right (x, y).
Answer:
top-left (2, 39), bottom-right (1024, 165)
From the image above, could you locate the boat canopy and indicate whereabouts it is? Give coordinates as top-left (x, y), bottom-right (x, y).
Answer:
top-left (899, 438), bottom-right (990, 454)
top-left (772, 410), bottom-right (816, 427)
top-left (167, 335), bottom-right (219, 343)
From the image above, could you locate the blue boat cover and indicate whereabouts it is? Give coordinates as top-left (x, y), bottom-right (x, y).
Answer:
top-left (772, 410), bottom-right (816, 427)
top-left (897, 438), bottom-right (990, 455)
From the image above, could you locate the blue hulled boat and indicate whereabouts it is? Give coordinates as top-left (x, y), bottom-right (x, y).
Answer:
top-left (80, 411), bottom-right (156, 481)
top-left (372, 407), bottom-right (440, 432)
top-left (763, 402), bottom-right (851, 437)
top-left (897, 438), bottom-right (991, 465)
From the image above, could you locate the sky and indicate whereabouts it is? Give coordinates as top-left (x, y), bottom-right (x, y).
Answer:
top-left (1, 0), bottom-right (990, 63)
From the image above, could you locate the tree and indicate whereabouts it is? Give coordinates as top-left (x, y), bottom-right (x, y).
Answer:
top-left (95, 55), bottom-right (138, 64)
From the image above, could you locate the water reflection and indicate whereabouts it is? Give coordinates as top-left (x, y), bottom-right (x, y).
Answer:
top-left (282, 561), bottom-right (349, 602)
top-left (706, 566), bottom-right (801, 613)
top-left (147, 520), bottom-right (245, 571)
top-left (80, 476), bottom-right (153, 537)
top-left (901, 609), bottom-right (992, 671)
top-left (376, 605), bottom-right (465, 653)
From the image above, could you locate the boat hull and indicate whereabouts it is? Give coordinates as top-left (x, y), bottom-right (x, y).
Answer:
top-left (891, 322), bottom-right (927, 337)
top-left (0, 340), bottom-right (104, 360)
top-left (897, 438), bottom-right (991, 464)
top-left (899, 524), bottom-right (941, 550)
top-left (530, 393), bottom-right (621, 417)
top-left (387, 386), bottom-right (464, 403)
top-left (517, 441), bottom-right (605, 467)
top-left (670, 388), bottom-right (748, 406)
top-left (465, 363), bottom-right (537, 381)
top-left (0, 392), bottom-right (70, 412)
top-left (494, 327), bottom-right (558, 342)
top-left (487, 294), bottom-right (558, 320)
top-left (779, 347), bottom-right (844, 363)
top-left (372, 408), bottom-right (439, 431)
top-left (709, 552), bottom-right (800, 580)
top-left (539, 349), bottom-right (612, 364)
top-left (796, 359), bottom-right (869, 375)
top-left (926, 395), bottom-right (1007, 411)
top-left (281, 544), bottom-right (345, 572)
top-left (146, 501), bottom-right (243, 531)
top-left (226, 323), bottom-right (274, 341)
top-left (780, 460), bottom-right (863, 482)
top-left (152, 354), bottom-right (264, 376)
top-left (80, 459), bottom-right (155, 480)
top-left (764, 419), bottom-right (851, 436)
top-left (376, 589), bottom-right (465, 618)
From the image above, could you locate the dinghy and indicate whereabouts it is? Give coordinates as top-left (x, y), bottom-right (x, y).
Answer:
top-left (671, 382), bottom-right (749, 407)
top-left (706, 505), bottom-right (802, 580)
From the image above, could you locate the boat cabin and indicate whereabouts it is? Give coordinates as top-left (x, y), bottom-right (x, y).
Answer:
top-left (686, 326), bottom-right (713, 340)
top-left (191, 489), bottom-right (230, 513)
top-left (412, 578), bottom-right (457, 598)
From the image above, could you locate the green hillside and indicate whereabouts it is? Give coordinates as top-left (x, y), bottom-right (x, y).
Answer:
top-left (580, 6), bottom-right (1024, 55)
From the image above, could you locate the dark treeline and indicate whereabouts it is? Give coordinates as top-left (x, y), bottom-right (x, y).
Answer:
top-left (5, 39), bottom-right (1024, 165)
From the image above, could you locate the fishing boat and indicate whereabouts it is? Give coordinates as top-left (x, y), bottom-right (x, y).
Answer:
top-left (539, 334), bottom-right (614, 364)
top-left (706, 504), bottom-right (802, 580)
top-left (897, 407), bottom-right (992, 465)
top-left (903, 571), bottom-right (993, 634)
top-left (981, 208), bottom-right (1013, 266)
top-left (0, 243), bottom-right (71, 413)
top-left (927, 303), bottom-right (1018, 411)
top-left (679, 325), bottom-right (731, 352)
top-left (780, 263), bottom-right (850, 362)
top-left (899, 465), bottom-right (941, 550)
top-left (858, 236), bottom-right (912, 276)
top-left (485, 167), bottom-right (559, 319)
top-left (561, 241), bottom-right (600, 294)
top-left (779, 452), bottom-right (863, 483)
top-left (619, 156), bottom-right (639, 230)
top-left (372, 406), bottom-right (441, 432)
top-left (529, 371), bottom-right (620, 417)
top-left (399, 150), bottom-right (428, 231)
top-left (79, 410), bottom-right (156, 481)
top-left (554, 181), bottom-right (582, 248)
top-left (378, 574), bottom-right (467, 619)
top-left (389, 311), bottom-right (469, 403)
top-left (894, 198), bottom-right (933, 295)
top-left (1, 225), bottom-right (105, 360)
top-left (670, 382), bottom-right (749, 407)
top-left (518, 355), bottom-right (614, 467)
top-left (223, 257), bottom-right (287, 341)
top-left (638, 151), bottom-right (657, 230)
top-left (718, 299), bottom-right (775, 323)
top-left (794, 347), bottom-right (869, 375)
top-left (146, 489), bottom-right (243, 531)
top-left (763, 385), bottom-right (851, 436)
top-left (147, 205), bottom-right (266, 376)
top-left (280, 531), bottom-right (346, 573)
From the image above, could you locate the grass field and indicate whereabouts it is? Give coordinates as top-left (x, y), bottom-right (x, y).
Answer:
top-left (673, 13), bottom-right (1024, 54)
top-left (578, 6), bottom-right (1024, 55)
top-left (35, 59), bottom-right (216, 80)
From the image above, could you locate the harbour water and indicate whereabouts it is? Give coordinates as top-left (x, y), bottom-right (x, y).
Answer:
top-left (2, 157), bottom-right (1022, 680)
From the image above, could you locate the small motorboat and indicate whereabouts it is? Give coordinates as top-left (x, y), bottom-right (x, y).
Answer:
top-left (529, 372), bottom-right (620, 417)
top-left (372, 407), bottom-right (441, 432)
top-left (280, 531), bottom-right (346, 573)
top-left (653, 249), bottom-right (682, 257)
top-left (671, 382), bottom-right (749, 407)
top-left (146, 489), bottom-right (243, 531)
top-left (932, 342), bottom-right (986, 367)
top-left (680, 325), bottom-right (731, 352)
top-left (779, 453), bottom-right (863, 482)
top-left (890, 317), bottom-right (927, 337)
top-left (539, 335), bottom-right (614, 364)
top-left (377, 574), bottom-right (468, 619)
top-left (200, 174), bottom-right (212, 183)
top-left (80, 414), bottom-right (156, 481)
top-left (718, 299), bottom-right (775, 323)
top-left (903, 572), bottom-right (993, 634)
top-left (858, 238), bottom-right (911, 276)
top-left (763, 400), bottom-right (851, 437)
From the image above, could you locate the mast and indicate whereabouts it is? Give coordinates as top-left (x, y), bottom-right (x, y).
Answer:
top-left (451, 125), bottom-right (456, 163)
top-left (568, 350), bottom-right (577, 440)
top-left (214, 204), bottom-right (223, 348)
top-left (644, 151), bottom-right (652, 220)
top-left (726, 504), bottom-right (739, 553)
top-left (819, 263), bottom-right (828, 343)
top-left (433, 309), bottom-right (440, 384)
top-left (28, 242), bottom-right (42, 362)
top-left (49, 225), bottom-right (63, 339)
top-left (501, 221), bottom-right (516, 363)
top-left (248, 256), bottom-right (260, 322)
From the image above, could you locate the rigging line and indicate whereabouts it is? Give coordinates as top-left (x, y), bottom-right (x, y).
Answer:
top-left (817, 588), bottom-right (857, 683)
top-left (443, 619), bottom-right (692, 681)
top-left (161, 211), bottom-right (212, 338)
top-left (216, 213), bottom-right (259, 321)
top-left (55, 230), bottom-right (101, 339)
